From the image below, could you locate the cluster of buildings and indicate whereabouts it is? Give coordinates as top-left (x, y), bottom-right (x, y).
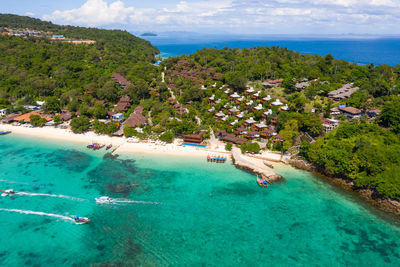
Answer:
top-left (207, 85), bottom-right (288, 145)
top-left (50, 35), bottom-right (96, 44)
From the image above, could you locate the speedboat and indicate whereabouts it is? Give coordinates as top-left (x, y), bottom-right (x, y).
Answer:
top-left (95, 196), bottom-right (112, 204)
top-left (74, 216), bottom-right (90, 224)
top-left (1, 189), bottom-right (16, 196)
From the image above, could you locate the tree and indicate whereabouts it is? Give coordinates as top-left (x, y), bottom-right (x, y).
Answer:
top-left (70, 116), bottom-right (91, 133)
top-left (282, 77), bottom-right (296, 94)
top-left (225, 142), bottom-right (233, 151)
top-left (123, 126), bottom-right (137, 137)
top-left (126, 78), bottom-right (149, 103)
top-left (378, 99), bottom-right (400, 133)
top-left (92, 102), bottom-right (107, 119)
top-left (159, 131), bottom-right (175, 143)
top-left (224, 71), bottom-right (247, 92)
top-left (247, 142), bottom-right (261, 153)
top-left (29, 114), bottom-right (47, 127)
top-left (53, 114), bottom-right (61, 125)
top-left (43, 96), bottom-right (61, 113)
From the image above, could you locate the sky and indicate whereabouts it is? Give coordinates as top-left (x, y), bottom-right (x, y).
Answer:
top-left (2, 0), bottom-right (400, 35)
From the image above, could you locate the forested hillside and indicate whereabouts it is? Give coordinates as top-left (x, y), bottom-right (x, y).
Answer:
top-left (0, 13), bottom-right (159, 62)
top-left (0, 14), bottom-right (159, 105)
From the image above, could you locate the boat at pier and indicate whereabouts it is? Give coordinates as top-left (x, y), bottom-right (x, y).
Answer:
top-left (207, 155), bottom-right (227, 163)
top-left (257, 176), bottom-right (268, 188)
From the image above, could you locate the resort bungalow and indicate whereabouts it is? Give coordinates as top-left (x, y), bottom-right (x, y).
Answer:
top-left (207, 107), bottom-right (216, 113)
top-left (0, 108), bottom-right (6, 116)
top-left (262, 109), bottom-right (273, 118)
top-left (124, 106), bottom-right (146, 128)
top-left (271, 99), bottom-right (283, 106)
top-left (236, 96), bottom-right (245, 105)
top-left (262, 79), bottom-right (283, 88)
top-left (1, 113), bottom-right (21, 124)
top-left (328, 83), bottom-right (359, 101)
top-left (252, 104), bottom-right (263, 113)
top-left (229, 92), bottom-right (240, 101)
top-left (112, 113), bottom-right (124, 122)
top-left (208, 95), bottom-right (215, 103)
top-left (254, 121), bottom-right (268, 131)
top-left (217, 131), bottom-right (246, 145)
top-left (214, 111), bottom-right (226, 120)
top-left (230, 119), bottom-right (239, 127)
top-left (339, 106), bottom-right (362, 119)
top-left (236, 112), bottom-right (245, 120)
top-left (224, 88), bottom-right (230, 94)
top-left (261, 95), bottom-right (272, 103)
top-left (244, 100), bottom-right (254, 110)
top-left (321, 118), bottom-right (339, 132)
top-left (13, 112), bottom-right (52, 124)
top-left (228, 106), bottom-right (240, 115)
top-left (234, 126), bottom-right (248, 135)
top-left (115, 97), bottom-right (132, 112)
top-left (243, 117), bottom-right (257, 127)
top-left (111, 73), bottom-right (131, 88)
top-left (260, 128), bottom-right (277, 139)
top-left (280, 104), bottom-right (290, 111)
top-left (330, 107), bottom-right (341, 117)
top-left (251, 92), bottom-right (260, 100)
top-left (245, 131), bottom-right (260, 139)
top-left (245, 87), bottom-right (255, 95)
top-left (183, 132), bottom-right (204, 144)
top-left (60, 111), bottom-right (72, 121)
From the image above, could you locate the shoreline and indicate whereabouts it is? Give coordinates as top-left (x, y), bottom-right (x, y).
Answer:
top-left (288, 159), bottom-right (400, 218)
top-left (0, 124), bottom-right (281, 174)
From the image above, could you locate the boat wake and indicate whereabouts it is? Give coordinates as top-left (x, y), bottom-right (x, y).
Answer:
top-left (14, 192), bottom-right (85, 202)
top-left (111, 198), bottom-right (160, 205)
top-left (0, 208), bottom-right (75, 223)
top-left (0, 179), bottom-right (30, 185)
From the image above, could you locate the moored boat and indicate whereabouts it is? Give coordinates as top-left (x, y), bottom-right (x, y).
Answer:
top-left (74, 216), bottom-right (90, 224)
top-left (257, 176), bottom-right (268, 188)
top-left (106, 144), bottom-right (112, 150)
top-left (0, 131), bottom-right (11, 135)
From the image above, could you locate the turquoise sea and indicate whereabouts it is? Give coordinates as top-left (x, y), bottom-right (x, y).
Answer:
top-left (1, 134), bottom-right (400, 266)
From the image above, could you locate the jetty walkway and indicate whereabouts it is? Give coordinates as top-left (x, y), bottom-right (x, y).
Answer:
top-left (231, 148), bottom-right (282, 182)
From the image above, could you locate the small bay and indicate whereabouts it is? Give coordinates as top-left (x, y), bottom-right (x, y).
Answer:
top-left (0, 134), bottom-right (400, 266)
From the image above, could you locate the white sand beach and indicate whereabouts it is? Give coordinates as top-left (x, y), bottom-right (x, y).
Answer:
top-left (0, 124), bottom-right (228, 158)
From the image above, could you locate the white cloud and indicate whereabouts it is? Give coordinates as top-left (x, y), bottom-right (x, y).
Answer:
top-left (43, 0), bottom-right (136, 26)
top-left (42, 0), bottom-right (400, 34)
top-left (25, 12), bottom-right (35, 17)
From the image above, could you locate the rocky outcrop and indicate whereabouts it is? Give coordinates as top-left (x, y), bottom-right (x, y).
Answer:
top-left (288, 158), bottom-right (400, 216)
top-left (231, 148), bottom-right (282, 182)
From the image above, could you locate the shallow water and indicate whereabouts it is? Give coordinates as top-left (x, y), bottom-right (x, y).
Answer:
top-left (1, 134), bottom-right (400, 266)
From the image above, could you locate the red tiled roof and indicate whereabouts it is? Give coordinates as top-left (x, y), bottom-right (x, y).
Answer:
top-left (111, 74), bottom-right (131, 86)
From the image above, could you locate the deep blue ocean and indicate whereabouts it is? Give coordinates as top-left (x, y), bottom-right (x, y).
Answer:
top-left (142, 34), bottom-right (400, 66)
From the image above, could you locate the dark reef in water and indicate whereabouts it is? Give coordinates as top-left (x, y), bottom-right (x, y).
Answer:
top-left (45, 149), bottom-right (93, 172)
top-left (213, 182), bottom-right (258, 196)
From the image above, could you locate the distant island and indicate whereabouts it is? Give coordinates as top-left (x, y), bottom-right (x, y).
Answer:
top-left (141, 32), bottom-right (157, 36)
